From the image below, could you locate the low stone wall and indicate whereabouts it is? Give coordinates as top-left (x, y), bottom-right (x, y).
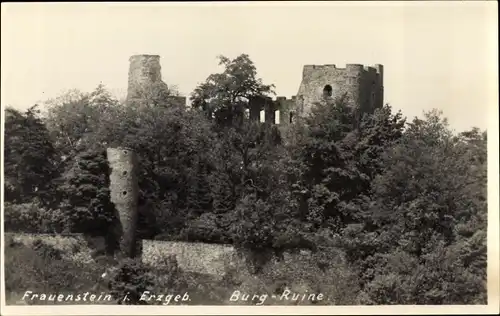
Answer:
top-left (141, 240), bottom-right (241, 278)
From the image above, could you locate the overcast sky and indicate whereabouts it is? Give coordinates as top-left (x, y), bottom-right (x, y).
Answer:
top-left (1, 2), bottom-right (497, 132)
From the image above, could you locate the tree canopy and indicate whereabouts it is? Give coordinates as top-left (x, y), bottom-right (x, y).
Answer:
top-left (190, 54), bottom-right (275, 126)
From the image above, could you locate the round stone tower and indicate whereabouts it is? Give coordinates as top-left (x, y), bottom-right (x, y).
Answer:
top-left (126, 54), bottom-right (169, 106)
top-left (107, 147), bottom-right (139, 258)
top-left (295, 63), bottom-right (384, 116)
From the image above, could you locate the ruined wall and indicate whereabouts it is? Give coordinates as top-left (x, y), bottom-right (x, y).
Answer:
top-left (245, 65), bottom-right (384, 129)
top-left (249, 95), bottom-right (272, 122)
top-left (140, 239), bottom-right (324, 283)
top-left (142, 240), bottom-right (243, 279)
top-left (248, 96), bottom-right (296, 124)
top-left (107, 147), bottom-right (139, 258)
top-left (295, 64), bottom-right (384, 116)
top-left (275, 96), bottom-right (296, 124)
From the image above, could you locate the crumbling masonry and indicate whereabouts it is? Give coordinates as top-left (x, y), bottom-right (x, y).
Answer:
top-left (108, 55), bottom-right (385, 258)
top-left (127, 54), bottom-right (186, 108)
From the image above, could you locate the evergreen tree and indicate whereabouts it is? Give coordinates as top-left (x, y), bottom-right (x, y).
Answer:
top-left (4, 105), bottom-right (60, 206)
top-left (59, 149), bottom-right (117, 244)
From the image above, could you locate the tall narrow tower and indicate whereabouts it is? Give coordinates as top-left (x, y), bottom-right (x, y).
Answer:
top-left (107, 147), bottom-right (139, 258)
top-left (126, 54), bottom-right (186, 107)
top-left (126, 54), bottom-right (169, 107)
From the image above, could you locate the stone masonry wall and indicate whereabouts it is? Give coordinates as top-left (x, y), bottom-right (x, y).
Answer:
top-left (248, 96), bottom-right (296, 125)
top-left (107, 147), bottom-right (139, 258)
top-left (127, 54), bottom-right (171, 107)
top-left (142, 240), bottom-right (242, 279)
top-left (295, 64), bottom-right (384, 116)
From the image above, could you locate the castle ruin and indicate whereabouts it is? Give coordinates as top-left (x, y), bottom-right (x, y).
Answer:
top-left (110, 55), bottom-right (385, 260)
top-left (126, 54), bottom-right (384, 124)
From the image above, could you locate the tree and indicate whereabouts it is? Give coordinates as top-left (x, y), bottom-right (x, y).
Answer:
top-left (44, 84), bottom-right (118, 160)
top-left (343, 110), bottom-right (487, 304)
top-left (44, 89), bottom-right (92, 159)
top-left (190, 54), bottom-right (275, 126)
top-left (286, 98), bottom-right (400, 232)
top-left (3, 105), bottom-right (60, 206)
top-left (59, 149), bottom-right (118, 247)
top-left (192, 121), bottom-right (292, 247)
top-left (183, 53), bottom-right (298, 253)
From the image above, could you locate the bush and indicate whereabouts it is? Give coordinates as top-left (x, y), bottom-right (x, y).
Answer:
top-left (107, 258), bottom-right (156, 305)
top-left (215, 249), bottom-right (360, 305)
top-left (357, 240), bottom-right (487, 305)
top-left (106, 256), bottom-right (191, 305)
top-left (4, 202), bottom-right (69, 233)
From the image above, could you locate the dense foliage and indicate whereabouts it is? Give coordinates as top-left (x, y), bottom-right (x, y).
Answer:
top-left (3, 54), bottom-right (488, 304)
top-left (4, 105), bottom-right (60, 207)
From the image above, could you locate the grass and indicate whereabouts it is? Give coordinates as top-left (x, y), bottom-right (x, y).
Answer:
top-left (4, 235), bottom-right (113, 305)
top-left (4, 233), bottom-right (361, 305)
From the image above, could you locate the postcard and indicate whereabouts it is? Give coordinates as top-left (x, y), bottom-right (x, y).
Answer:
top-left (1, 1), bottom-right (498, 315)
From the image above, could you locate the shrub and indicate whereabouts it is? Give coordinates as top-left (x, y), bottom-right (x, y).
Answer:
top-left (107, 258), bottom-right (156, 305)
top-left (4, 202), bottom-right (69, 233)
top-left (221, 249), bottom-right (360, 305)
top-left (103, 256), bottom-right (195, 305)
top-left (357, 240), bottom-right (487, 305)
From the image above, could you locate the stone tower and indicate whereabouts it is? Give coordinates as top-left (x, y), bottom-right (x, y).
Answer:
top-left (126, 54), bottom-right (186, 107)
top-left (107, 147), bottom-right (139, 258)
top-left (294, 64), bottom-right (384, 116)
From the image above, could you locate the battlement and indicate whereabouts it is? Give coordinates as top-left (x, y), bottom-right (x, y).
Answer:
top-left (248, 95), bottom-right (296, 106)
top-left (275, 96), bottom-right (296, 102)
top-left (129, 54), bottom-right (160, 62)
top-left (303, 63), bottom-right (383, 76)
top-left (363, 66), bottom-right (377, 73)
top-left (298, 62), bottom-right (384, 115)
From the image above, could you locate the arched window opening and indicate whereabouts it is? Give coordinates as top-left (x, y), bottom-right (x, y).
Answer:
top-left (289, 111), bottom-right (294, 124)
top-left (275, 110), bottom-right (280, 124)
top-left (323, 85), bottom-right (333, 98)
